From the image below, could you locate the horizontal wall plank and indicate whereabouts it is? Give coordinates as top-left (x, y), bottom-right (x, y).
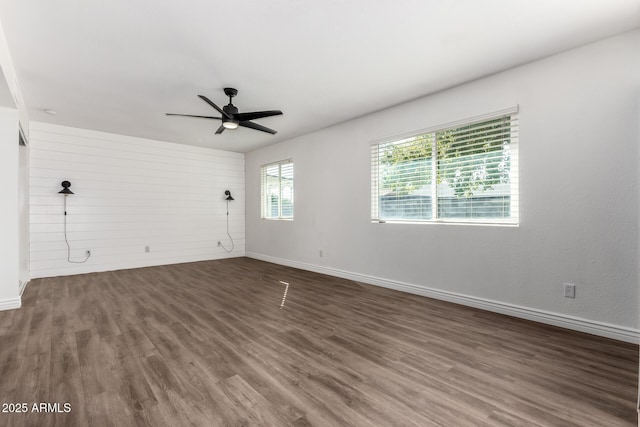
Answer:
top-left (30, 240), bottom-right (246, 262)
top-left (29, 205), bottom-right (239, 215)
top-left (29, 137), bottom-right (244, 168)
top-left (29, 212), bottom-right (244, 223)
top-left (30, 177), bottom-right (246, 194)
top-left (30, 222), bottom-right (244, 235)
top-left (29, 122), bottom-right (242, 158)
top-left (30, 168), bottom-right (243, 187)
top-left (29, 194), bottom-right (243, 207)
top-left (29, 157), bottom-right (239, 182)
top-left (30, 149), bottom-right (243, 177)
top-left (30, 236), bottom-right (245, 253)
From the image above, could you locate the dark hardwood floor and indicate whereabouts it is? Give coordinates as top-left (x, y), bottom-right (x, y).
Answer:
top-left (0, 257), bottom-right (637, 426)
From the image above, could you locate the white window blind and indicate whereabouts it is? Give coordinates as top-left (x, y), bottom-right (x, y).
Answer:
top-left (261, 159), bottom-right (294, 219)
top-left (371, 108), bottom-right (518, 224)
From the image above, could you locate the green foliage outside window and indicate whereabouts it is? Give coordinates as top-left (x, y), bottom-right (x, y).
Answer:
top-left (380, 116), bottom-right (512, 198)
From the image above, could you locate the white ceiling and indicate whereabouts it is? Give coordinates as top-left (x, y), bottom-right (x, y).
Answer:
top-left (0, 1), bottom-right (638, 153)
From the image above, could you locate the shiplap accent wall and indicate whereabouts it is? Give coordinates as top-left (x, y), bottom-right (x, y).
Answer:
top-left (29, 122), bottom-right (244, 278)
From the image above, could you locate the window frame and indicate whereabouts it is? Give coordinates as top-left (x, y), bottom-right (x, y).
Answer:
top-left (260, 159), bottom-right (294, 220)
top-left (371, 106), bottom-right (519, 226)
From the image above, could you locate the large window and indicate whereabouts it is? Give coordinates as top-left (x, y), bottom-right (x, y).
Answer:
top-left (371, 108), bottom-right (518, 224)
top-left (261, 159), bottom-right (294, 219)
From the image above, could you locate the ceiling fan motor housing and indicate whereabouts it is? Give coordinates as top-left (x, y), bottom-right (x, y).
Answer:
top-left (223, 104), bottom-right (239, 115)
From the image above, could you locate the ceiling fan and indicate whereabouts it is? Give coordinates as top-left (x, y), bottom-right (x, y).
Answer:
top-left (166, 88), bottom-right (282, 135)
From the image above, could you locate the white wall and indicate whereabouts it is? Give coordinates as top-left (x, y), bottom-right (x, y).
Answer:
top-left (18, 138), bottom-right (29, 292)
top-left (29, 123), bottom-right (244, 278)
top-left (246, 30), bottom-right (640, 342)
top-left (0, 106), bottom-right (19, 308)
top-left (0, 16), bottom-right (27, 310)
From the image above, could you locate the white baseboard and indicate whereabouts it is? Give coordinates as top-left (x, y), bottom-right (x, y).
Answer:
top-left (246, 252), bottom-right (640, 344)
top-left (0, 297), bottom-right (21, 311)
top-left (19, 278), bottom-right (29, 296)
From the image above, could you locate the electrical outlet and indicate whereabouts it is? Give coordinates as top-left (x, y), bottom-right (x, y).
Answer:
top-left (563, 283), bottom-right (576, 298)
top-left (217, 241), bottom-right (222, 247)
top-left (145, 245), bottom-right (150, 253)
top-left (319, 249), bottom-right (324, 257)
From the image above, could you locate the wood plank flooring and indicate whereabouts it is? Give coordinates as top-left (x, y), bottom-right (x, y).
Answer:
top-left (0, 257), bottom-right (637, 426)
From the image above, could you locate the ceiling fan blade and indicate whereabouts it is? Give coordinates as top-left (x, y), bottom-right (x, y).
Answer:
top-left (198, 95), bottom-right (231, 119)
top-left (239, 120), bottom-right (277, 135)
top-left (235, 110), bottom-right (283, 122)
top-left (166, 113), bottom-right (222, 120)
top-left (215, 124), bottom-right (226, 134)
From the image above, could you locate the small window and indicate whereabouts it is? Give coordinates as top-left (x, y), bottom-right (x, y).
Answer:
top-left (371, 108), bottom-right (518, 225)
top-left (261, 159), bottom-right (294, 219)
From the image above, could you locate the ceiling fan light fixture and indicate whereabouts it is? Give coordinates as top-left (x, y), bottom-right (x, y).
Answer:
top-left (223, 120), bottom-right (239, 130)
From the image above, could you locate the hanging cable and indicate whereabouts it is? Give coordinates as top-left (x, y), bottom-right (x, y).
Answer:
top-left (220, 198), bottom-right (235, 253)
top-left (63, 195), bottom-right (90, 263)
